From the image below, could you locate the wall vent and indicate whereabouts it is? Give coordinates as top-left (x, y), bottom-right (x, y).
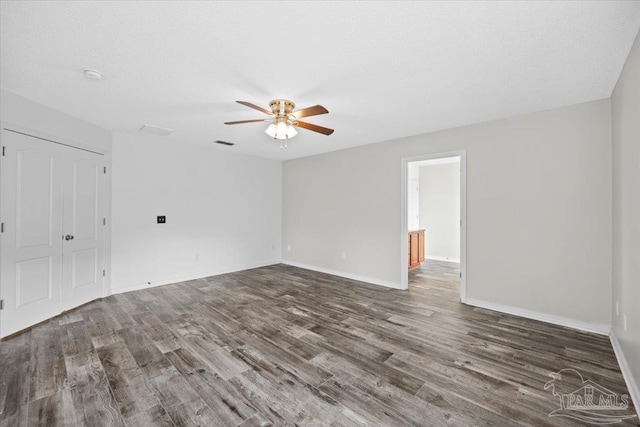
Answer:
top-left (214, 140), bottom-right (235, 146)
top-left (138, 124), bottom-right (173, 136)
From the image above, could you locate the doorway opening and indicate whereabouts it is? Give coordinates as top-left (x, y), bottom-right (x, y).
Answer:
top-left (400, 151), bottom-right (466, 302)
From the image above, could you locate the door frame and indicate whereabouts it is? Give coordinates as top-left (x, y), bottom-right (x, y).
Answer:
top-left (0, 122), bottom-right (110, 335)
top-left (400, 150), bottom-right (467, 302)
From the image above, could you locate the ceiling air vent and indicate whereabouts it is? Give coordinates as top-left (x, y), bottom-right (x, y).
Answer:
top-left (214, 140), bottom-right (235, 146)
top-left (138, 124), bottom-right (173, 136)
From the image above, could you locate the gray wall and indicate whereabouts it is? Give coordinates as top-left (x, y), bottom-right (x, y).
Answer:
top-left (612, 30), bottom-right (640, 405)
top-left (283, 99), bottom-right (612, 329)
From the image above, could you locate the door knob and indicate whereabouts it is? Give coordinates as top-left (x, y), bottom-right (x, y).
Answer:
top-left (65, 235), bottom-right (74, 241)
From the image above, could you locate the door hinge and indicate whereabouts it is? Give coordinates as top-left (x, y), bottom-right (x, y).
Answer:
top-left (104, 166), bottom-right (106, 174)
top-left (2, 146), bottom-right (5, 156)
top-left (103, 218), bottom-right (106, 226)
top-left (460, 272), bottom-right (462, 278)
top-left (103, 269), bottom-right (106, 277)
top-left (1, 223), bottom-right (4, 233)
top-left (0, 300), bottom-right (4, 310)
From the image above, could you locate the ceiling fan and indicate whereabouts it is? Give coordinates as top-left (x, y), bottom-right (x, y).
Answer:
top-left (225, 99), bottom-right (334, 148)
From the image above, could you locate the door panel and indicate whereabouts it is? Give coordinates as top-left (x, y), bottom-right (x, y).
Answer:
top-left (17, 150), bottom-right (55, 248)
top-left (72, 161), bottom-right (99, 240)
top-left (71, 248), bottom-right (98, 289)
top-left (16, 256), bottom-right (52, 307)
top-left (0, 130), bottom-right (63, 337)
top-left (62, 149), bottom-right (104, 309)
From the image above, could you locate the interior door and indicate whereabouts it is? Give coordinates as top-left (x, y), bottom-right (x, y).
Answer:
top-left (0, 130), bottom-right (64, 337)
top-left (61, 148), bottom-right (104, 309)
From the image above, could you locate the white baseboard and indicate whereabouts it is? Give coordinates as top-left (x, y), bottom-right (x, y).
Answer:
top-left (108, 260), bottom-right (280, 295)
top-left (282, 260), bottom-right (405, 290)
top-left (464, 298), bottom-right (611, 336)
top-left (424, 255), bottom-right (460, 263)
top-left (610, 331), bottom-right (640, 420)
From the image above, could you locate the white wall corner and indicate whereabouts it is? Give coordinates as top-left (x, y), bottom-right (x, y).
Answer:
top-left (464, 298), bottom-right (611, 336)
top-left (610, 332), bottom-right (640, 420)
top-left (282, 261), bottom-right (406, 290)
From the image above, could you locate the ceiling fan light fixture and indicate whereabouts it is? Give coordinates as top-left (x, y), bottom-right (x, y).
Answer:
top-left (286, 125), bottom-right (298, 139)
top-left (266, 121), bottom-right (297, 140)
top-left (276, 121), bottom-right (288, 138)
top-left (265, 123), bottom-right (277, 138)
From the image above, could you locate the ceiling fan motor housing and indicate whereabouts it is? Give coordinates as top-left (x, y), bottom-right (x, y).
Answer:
top-left (270, 99), bottom-right (296, 117)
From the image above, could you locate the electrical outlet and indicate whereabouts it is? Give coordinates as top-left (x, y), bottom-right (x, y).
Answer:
top-left (287, 244), bottom-right (291, 252)
top-left (616, 301), bottom-right (619, 316)
top-left (341, 252), bottom-right (346, 260)
top-left (623, 314), bottom-right (627, 331)
top-left (157, 215), bottom-right (166, 224)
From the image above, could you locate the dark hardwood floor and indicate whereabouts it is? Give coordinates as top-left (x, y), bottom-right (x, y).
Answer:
top-left (1, 261), bottom-right (637, 426)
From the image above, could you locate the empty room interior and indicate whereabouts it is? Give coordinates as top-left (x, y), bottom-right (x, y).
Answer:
top-left (1, 2), bottom-right (640, 426)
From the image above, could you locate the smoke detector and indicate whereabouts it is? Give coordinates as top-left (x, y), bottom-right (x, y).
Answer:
top-left (83, 69), bottom-right (103, 80)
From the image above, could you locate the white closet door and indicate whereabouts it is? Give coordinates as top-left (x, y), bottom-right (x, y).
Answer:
top-left (61, 148), bottom-right (104, 310)
top-left (0, 130), bottom-right (64, 337)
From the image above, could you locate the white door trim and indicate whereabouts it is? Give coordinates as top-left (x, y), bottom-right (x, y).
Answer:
top-left (400, 150), bottom-right (467, 302)
top-left (1, 123), bottom-right (106, 156)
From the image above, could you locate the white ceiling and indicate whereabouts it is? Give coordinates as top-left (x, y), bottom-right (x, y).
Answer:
top-left (2, 1), bottom-right (639, 161)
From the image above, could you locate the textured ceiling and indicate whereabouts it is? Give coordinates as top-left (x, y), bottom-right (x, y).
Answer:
top-left (2, 1), bottom-right (639, 160)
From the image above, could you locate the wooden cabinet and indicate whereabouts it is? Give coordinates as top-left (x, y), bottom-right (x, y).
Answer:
top-left (408, 230), bottom-right (425, 270)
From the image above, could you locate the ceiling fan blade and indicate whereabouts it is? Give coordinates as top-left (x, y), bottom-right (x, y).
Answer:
top-left (296, 121), bottom-right (334, 135)
top-left (236, 101), bottom-right (274, 116)
top-left (291, 105), bottom-right (329, 119)
top-left (224, 119), bottom-right (269, 125)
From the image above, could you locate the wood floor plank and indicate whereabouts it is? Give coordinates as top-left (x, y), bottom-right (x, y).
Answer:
top-left (233, 345), bottom-right (345, 425)
top-left (118, 327), bottom-right (172, 380)
top-left (1, 261), bottom-right (636, 426)
top-left (235, 329), bottom-right (333, 388)
top-left (61, 323), bottom-right (124, 426)
top-left (236, 412), bottom-right (273, 427)
top-left (0, 331), bottom-right (31, 427)
top-left (122, 405), bottom-right (174, 427)
top-left (28, 323), bottom-right (67, 402)
top-left (146, 366), bottom-right (220, 426)
top-left (26, 388), bottom-right (75, 427)
top-left (165, 348), bottom-right (257, 426)
top-left (134, 312), bottom-right (182, 354)
top-left (96, 342), bottom-right (161, 419)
